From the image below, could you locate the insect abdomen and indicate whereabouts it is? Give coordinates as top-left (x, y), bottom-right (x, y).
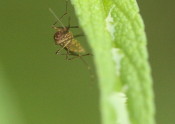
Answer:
top-left (66, 39), bottom-right (85, 53)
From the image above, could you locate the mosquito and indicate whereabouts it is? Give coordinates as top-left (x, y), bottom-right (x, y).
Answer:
top-left (49, 1), bottom-right (94, 79)
top-left (49, 1), bottom-right (91, 61)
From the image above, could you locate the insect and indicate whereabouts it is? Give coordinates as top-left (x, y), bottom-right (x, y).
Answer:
top-left (49, 1), bottom-right (94, 80)
top-left (49, 1), bottom-right (91, 60)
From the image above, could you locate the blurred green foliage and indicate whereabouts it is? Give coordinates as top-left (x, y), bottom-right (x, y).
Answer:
top-left (0, 0), bottom-right (174, 124)
top-left (0, 0), bottom-right (99, 124)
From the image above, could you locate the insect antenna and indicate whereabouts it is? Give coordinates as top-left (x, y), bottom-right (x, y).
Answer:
top-left (49, 8), bottom-right (66, 28)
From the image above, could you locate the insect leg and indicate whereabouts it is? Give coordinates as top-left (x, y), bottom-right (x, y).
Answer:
top-left (68, 54), bottom-right (94, 81)
top-left (67, 53), bottom-right (91, 60)
top-left (55, 52), bottom-right (77, 60)
top-left (67, 17), bottom-right (79, 29)
top-left (56, 39), bottom-right (72, 54)
top-left (52, 0), bottom-right (68, 27)
top-left (55, 48), bottom-right (62, 54)
top-left (66, 50), bottom-right (70, 60)
top-left (67, 55), bottom-right (79, 60)
top-left (55, 14), bottom-right (77, 29)
top-left (56, 26), bottom-right (79, 29)
top-left (59, 0), bottom-right (68, 20)
top-left (69, 26), bottom-right (79, 28)
top-left (67, 16), bottom-right (71, 29)
top-left (74, 34), bottom-right (84, 38)
top-left (79, 56), bottom-right (95, 81)
top-left (55, 53), bottom-right (67, 55)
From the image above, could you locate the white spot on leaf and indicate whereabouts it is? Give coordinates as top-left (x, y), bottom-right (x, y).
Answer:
top-left (122, 84), bottom-right (129, 93)
top-left (109, 92), bottom-right (130, 124)
top-left (106, 5), bottom-right (115, 40)
top-left (111, 48), bottom-right (124, 76)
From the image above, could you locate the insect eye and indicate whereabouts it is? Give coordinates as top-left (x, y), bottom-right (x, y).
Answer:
top-left (57, 32), bottom-right (61, 35)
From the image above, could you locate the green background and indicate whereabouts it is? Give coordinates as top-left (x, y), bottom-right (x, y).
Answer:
top-left (0, 0), bottom-right (174, 124)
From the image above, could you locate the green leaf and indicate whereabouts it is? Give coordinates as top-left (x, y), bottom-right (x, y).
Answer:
top-left (71, 0), bottom-right (155, 124)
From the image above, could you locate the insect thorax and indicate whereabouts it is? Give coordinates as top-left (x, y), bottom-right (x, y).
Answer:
top-left (54, 28), bottom-right (73, 45)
